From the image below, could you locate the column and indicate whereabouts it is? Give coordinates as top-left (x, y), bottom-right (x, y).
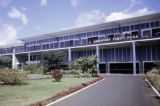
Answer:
top-left (68, 48), bottom-right (71, 64)
top-left (28, 52), bottom-right (30, 64)
top-left (96, 45), bottom-right (100, 70)
top-left (132, 41), bottom-right (136, 75)
top-left (12, 48), bottom-right (16, 69)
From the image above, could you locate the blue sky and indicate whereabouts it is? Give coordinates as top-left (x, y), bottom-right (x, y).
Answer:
top-left (0, 0), bottom-right (160, 45)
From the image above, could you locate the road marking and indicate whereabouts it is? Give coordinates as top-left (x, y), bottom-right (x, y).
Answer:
top-left (46, 78), bottom-right (105, 106)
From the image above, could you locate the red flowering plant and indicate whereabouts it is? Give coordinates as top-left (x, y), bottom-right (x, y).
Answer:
top-left (51, 69), bottom-right (63, 82)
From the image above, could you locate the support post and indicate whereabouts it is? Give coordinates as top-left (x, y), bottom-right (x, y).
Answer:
top-left (132, 41), bottom-right (136, 75)
top-left (12, 48), bottom-right (16, 69)
top-left (96, 45), bottom-right (100, 70)
top-left (68, 48), bottom-right (71, 64)
top-left (28, 53), bottom-right (30, 64)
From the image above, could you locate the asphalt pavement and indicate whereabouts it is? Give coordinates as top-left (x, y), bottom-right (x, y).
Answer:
top-left (50, 75), bottom-right (160, 106)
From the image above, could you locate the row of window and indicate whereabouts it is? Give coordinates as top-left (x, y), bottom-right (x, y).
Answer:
top-left (26, 20), bottom-right (160, 46)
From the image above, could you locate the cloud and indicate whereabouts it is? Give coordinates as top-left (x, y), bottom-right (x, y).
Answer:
top-left (70, 0), bottom-right (80, 8)
top-left (74, 10), bottom-right (105, 27)
top-left (8, 7), bottom-right (29, 26)
top-left (0, 0), bottom-right (11, 7)
top-left (0, 24), bottom-right (18, 46)
top-left (123, 0), bottom-right (141, 12)
top-left (36, 25), bottom-right (42, 30)
top-left (40, 0), bottom-right (48, 6)
top-left (105, 7), bottom-right (154, 22)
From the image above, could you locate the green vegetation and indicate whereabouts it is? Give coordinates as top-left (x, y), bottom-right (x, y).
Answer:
top-left (40, 51), bottom-right (68, 73)
top-left (40, 51), bottom-right (68, 81)
top-left (0, 78), bottom-right (93, 106)
top-left (146, 61), bottom-right (160, 91)
top-left (72, 55), bottom-right (99, 77)
top-left (0, 68), bottom-right (28, 85)
top-left (23, 64), bottom-right (43, 74)
top-left (0, 56), bottom-right (12, 68)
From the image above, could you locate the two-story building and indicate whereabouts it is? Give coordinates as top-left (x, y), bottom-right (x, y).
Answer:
top-left (1, 13), bottom-right (160, 74)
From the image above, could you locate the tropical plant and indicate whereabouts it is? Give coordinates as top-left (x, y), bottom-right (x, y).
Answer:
top-left (72, 55), bottom-right (99, 77)
top-left (0, 68), bottom-right (28, 85)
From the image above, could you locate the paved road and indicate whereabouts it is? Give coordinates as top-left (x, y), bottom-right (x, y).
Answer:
top-left (51, 75), bottom-right (160, 106)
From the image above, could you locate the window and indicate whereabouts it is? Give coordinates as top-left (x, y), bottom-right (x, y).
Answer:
top-left (143, 30), bottom-right (151, 38)
top-left (74, 40), bottom-right (81, 46)
top-left (60, 42), bottom-right (65, 48)
top-left (131, 25), bottom-right (135, 30)
top-left (82, 39), bottom-right (87, 45)
top-left (135, 24), bottom-right (140, 30)
top-left (152, 28), bottom-right (160, 37)
top-left (87, 32), bottom-right (92, 37)
top-left (150, 21), bottom-right (160, 28)
top-left (93, 31), bottom-right (98, 36)
top-left (69, 35), bottom-right (74, 39)
top-left (64, 36), bottom-right (68, 40)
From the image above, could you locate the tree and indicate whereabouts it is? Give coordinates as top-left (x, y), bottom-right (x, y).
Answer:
top-left (72, 55), bottom-right (99, 77)
top-left (0, 56), bottom-right (12, 68)
top-left (40, 51), bottom-right (68, 81)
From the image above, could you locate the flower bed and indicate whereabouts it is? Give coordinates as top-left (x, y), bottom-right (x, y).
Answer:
top-left (30, 77), bottom-right (104, 106)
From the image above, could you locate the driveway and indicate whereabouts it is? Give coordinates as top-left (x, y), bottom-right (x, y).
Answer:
top-left (50, 75), bottom-right (160, 106)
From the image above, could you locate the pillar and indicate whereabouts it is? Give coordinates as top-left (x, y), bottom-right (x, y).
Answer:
top-left (132, 41), bottom-right (136, 75)
top-left (68, 48), bottom-right (71, 64)
top-left (28, 52), bottom-right (30, 64)
top-left (96, 45), bottom-right (100, 70)
top-left (12, 48), bottom-right (16, 69)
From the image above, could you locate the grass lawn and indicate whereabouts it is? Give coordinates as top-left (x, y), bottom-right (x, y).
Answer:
top-left (0, 78), bottom-right (93, 106)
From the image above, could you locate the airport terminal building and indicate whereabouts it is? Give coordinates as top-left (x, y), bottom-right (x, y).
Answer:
top-left (0, 13), bottom-right (160, 74)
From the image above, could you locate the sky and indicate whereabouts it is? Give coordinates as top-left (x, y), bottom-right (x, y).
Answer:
top-left (0, 0), bottom-right (160, 45)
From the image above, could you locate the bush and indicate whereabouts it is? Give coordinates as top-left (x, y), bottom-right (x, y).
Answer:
top-left (23, 64), bottom-right (44, 74)
top-left (0, 68), bottom-right (28, 85)
top-left (51, 69), bottom-right (63, 82)
top-left (146, 68), bottom-right (160, 91)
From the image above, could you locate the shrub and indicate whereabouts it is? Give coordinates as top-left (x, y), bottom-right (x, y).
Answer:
top-left (146, 68), bottom-right (160, 90)
top-left (0, 68), bottom-right (28, 85)
top-left (51, 69), bottom-right (63, 82)
top-left (23, 64), bottom-right (44, 74)
top-left (72, 55), bottom-right (98, 77)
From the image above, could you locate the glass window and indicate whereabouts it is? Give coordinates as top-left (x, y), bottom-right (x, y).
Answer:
top-left (151, 22), bottom-right (155, 28)
top-left (155, 21), bottom-right (160, 27)
top-left (143, 30), bottom-right (151, 38)
top-left (82, 39), bottom-right (87, 45)
top-left (74, 40), bottom-right (81, 46)
top-left (131, 25), bottom-right (134, 30)
top-left (64, 36), bottom-right (68, 40)
top-left (145, 23), bottom-right (149, 28)
top-left (135, 24), bottom-right (140, 30)
top-left (60, 42), bottom-right (65, 48)
top-left (69, 35), bottom-right (73, 39)
top-left (93, 31), bottom-right (98, 36)
top-left (54, 43), bottom-right (58, 48)
top-left (87, 32), bottom-right (92, 37)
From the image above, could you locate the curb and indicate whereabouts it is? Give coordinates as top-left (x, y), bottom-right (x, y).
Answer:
top-left (145, 78), bottom-right (160, 98)
top-left (46, 78), bottom-right (105, 106)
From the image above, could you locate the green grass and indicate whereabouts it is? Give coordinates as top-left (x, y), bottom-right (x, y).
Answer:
top-left (0, 78), bottom-right (93, 106)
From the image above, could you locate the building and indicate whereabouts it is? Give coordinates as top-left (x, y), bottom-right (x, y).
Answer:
top-left (0, 13), bottom-right (160, 74)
